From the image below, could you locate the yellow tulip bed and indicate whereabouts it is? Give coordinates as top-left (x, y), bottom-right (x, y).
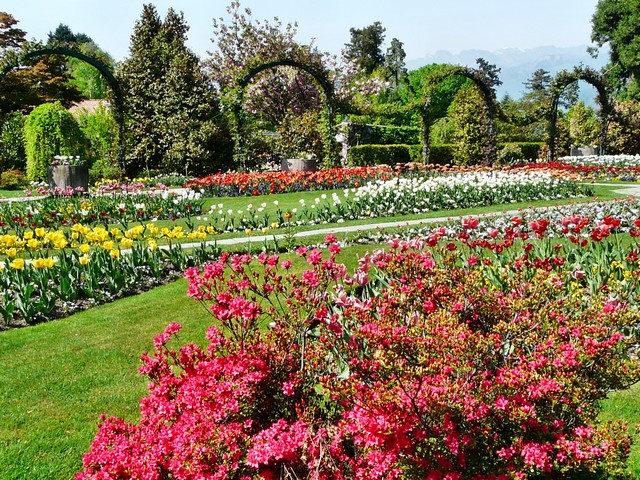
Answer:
top-left (0, 221), bottom-right (221, 329)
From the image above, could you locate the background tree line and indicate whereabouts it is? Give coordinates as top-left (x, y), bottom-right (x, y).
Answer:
top-left (1, 0), bottom-right (640, 186)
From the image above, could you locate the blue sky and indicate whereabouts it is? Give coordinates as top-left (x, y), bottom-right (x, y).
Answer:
top-left (7, 0), bottom-right (601, 62)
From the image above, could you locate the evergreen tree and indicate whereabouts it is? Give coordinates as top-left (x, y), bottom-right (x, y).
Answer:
top-left (345, 21), bottom-right (386, 74)
top-left (118, 4), bottom-right (228, 176)
top-left (475, 57), bottom-right (502, 89)
top-left (384, 37), bottom-right (406, 90)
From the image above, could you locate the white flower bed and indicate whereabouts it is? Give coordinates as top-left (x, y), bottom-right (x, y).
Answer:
top-left (347, 171), bottom-right (585, 215)
top-left (558, 154), bottom-right (640, 167)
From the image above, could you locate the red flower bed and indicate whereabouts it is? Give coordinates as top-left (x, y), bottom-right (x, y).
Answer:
top-left (519, 161), bottom-right (640, 180)
top-left (185, 166), bottom-right (396, 197)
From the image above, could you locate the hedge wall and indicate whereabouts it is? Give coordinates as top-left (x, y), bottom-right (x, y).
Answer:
top-left (348, 123), bottom-right (420, 146)
top-left (349, 142), bottom-right (543, 167)
top-left (348, 144), bottom-right (413, 166)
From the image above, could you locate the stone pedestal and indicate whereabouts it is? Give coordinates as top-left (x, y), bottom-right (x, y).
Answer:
top-left (569, 146), bottom-right (597, 157)
top-left (281, 158), bottom-right (317, 172)
top-left (48, 165), bottom-right (89, 191)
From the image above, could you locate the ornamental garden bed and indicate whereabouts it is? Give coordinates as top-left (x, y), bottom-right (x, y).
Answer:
top-left (0, 167), bottom-right (639, 479)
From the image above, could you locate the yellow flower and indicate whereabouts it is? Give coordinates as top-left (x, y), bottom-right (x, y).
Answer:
top-left (79, 243), bottom-right (91, 254)
top-left (261, 227), bottom-right (270, 234)
top-left (110, 227), bottom-right (122, 238)
top-left (10, 258), bottom-right (25, 270)
top-left (35, 227), bottom-right (46, 238)
top-left (71, 231), bottom-right (80, 240)
top-left (206, 225), bottom-right (216, 235)
top-left (26, 238), bottom-right (39, 249)
top-left (2, 234), bottom-right (18, 247)
top-left (102, 240), bottom-right (115, 251)
top-left (120, 237), bottom-right (134, 249)
top-left (23, 231), bottom-right (34, 240)
top-left (271, 222), bottom-right (279, 229)
top-left (147, 240), bottom-right (158, 251)
top-left (53, 238), bottom-right (68, 250)
top-left (79, 255), bottom-right (90, 266)
top-left (245, 229), bottom-right (253, 236)
top-left (72, 224), bottom-right (90, 235)
top-left (110, 249), bottom-right (120, 259)
top-left (145, 224), bottom-right (159, 238)
top-left (171, 226), bottom-right (185, 239)
top-left (5, 247), bottom-right (17, 258)
top-left (33, 257), bottom-right (55, 269)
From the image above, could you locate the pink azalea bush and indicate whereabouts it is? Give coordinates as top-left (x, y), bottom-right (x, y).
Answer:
top-left (78, 235), bottom-right (640, 479)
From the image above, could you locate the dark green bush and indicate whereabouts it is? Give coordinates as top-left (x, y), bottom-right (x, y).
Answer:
top-left (497, 143), bottom-right (525, 166)
top-left (349, 142), bottom-right (542, 168)
top-left (407, 144), bottom-right (455, 165)
top-left (503, 142), bottom-right (543, 160)
top-left (348, 123), bottom-right (420, 145)
top-left (427, 144), bottom-right (455, 165)
top-left (348, 144), bottom-right (412, 166)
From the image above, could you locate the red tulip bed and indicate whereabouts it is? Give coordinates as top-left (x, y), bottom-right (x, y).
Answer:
top-left (78, 197), bottom-right (640, 479)
top-left (520, 155), bottom-right (640, 182)
top-left (184, 166), bottom-right (398, 197)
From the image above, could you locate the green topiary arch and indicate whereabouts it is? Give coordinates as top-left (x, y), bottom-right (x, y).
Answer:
top-left (548, 66), bottom-right (612, 160)
top-left (417, 65), bottom-right (499, 164)
top-left (233, 58), bottom-right (336, 168)
top-left (0, 47), bottom-right (126, 172)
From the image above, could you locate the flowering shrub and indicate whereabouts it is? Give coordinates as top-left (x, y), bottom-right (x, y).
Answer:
top-left (79, 235), bottom-right (640, 479)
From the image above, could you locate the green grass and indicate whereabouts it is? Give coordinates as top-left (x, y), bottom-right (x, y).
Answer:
top-left (0, 279), bottom-right (212, 479)
top-left (0, 189), bottom-right (26, 199)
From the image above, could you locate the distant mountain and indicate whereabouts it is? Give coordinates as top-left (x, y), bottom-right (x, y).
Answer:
top-left (406, 45), bottom-right (609, 104)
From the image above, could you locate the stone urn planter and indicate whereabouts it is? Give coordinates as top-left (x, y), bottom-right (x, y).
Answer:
top-left (281, 158), bottom-right (318, 172)
top-left (48, 164), bottom-right (89, 191)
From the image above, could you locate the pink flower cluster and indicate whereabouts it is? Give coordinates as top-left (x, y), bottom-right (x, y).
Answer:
top-left (78, 235), bottom-right (639, 479)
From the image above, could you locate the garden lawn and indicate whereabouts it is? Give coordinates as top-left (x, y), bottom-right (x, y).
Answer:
top-left (0, 189), bottom-right (26, 199)
top-left (0, 279), bottom-right (212, 480)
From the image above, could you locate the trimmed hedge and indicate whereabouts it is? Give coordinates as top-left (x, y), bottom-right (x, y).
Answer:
top-left (349, 144), bottom-right (412, 166)
top-left (504, 142), bottom-right (543, 160)
top-left (349, 142), bottom-right (544, 167)
top-left (348, 123), bottom-right (420, 145)
top-left (24, 102), bottom-right (87, 182)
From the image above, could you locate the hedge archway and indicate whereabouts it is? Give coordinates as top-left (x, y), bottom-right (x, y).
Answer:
top-left (233, 59), bottom-right (336, 168)
top-left (548, 67), bottom-right (611, 160)
top-left (0, 47), bottom-right (126, 172)
top-left (418, 65), bottom-right (499, 164)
